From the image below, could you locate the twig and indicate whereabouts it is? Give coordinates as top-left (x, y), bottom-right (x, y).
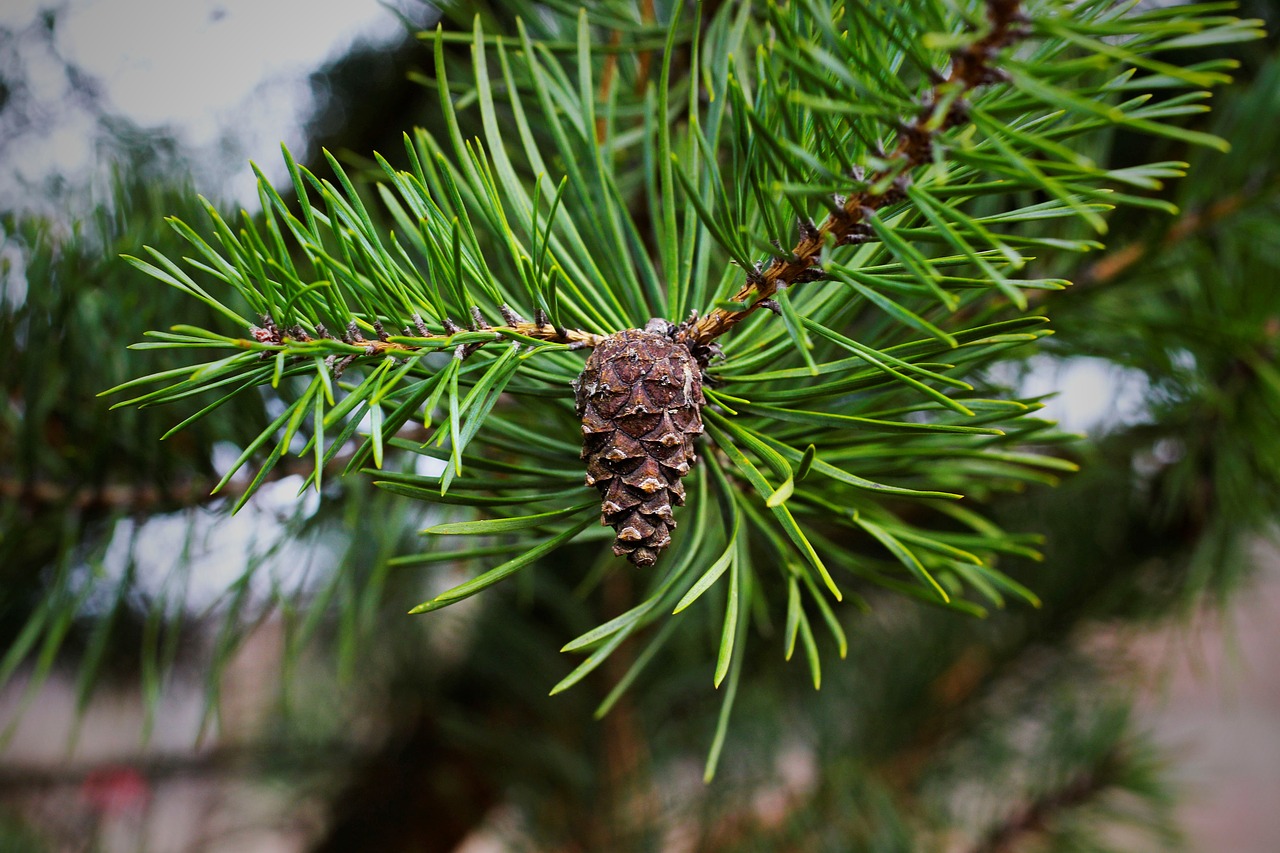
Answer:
top-left (1, 477), bottom-right (226, 515)
top-left (634, 0), bottom-right (657, 95)
top-left (1075, 176), bottom-right (1278, 288)
top-left (964, 755), bottom-right (1117, 853)
top-left (383, 319), bottom-right (604, 349)
top-left (244, 318), bottom-right (605, 364)
top-left (3, 428), bottom-right (429, 516)
top-left (597, 29), bottom-right (624, 143)
top-left (0, 740), bottom-right (364, 794)
top-left (680, 0), bottom-right (1027, 347)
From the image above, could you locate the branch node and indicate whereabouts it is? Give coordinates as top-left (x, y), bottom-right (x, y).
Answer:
top-left (499, 304), bottom-right (525, 326)
top-left (251, 314), bottom-right (283, 345)
top-left (331, 354), bottom-right (357, 378)
top-left (647, 0), bottom-right (1031, 348)
top-left (794, 266), bottom-right (828, 284)
top-left (946, 98), bottom-right (972, 129)
top-left (883, 173), bottom-right (913, 204)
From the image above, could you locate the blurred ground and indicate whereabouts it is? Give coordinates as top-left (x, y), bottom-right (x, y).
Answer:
top-left (0, 540), bottom-right (1274, 845)
top-left (1100, 540), bottom-right (1280, 853)
top-left (4, 546), bottom-right (1280, 851)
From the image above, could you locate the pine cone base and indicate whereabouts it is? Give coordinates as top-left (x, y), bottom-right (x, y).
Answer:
top-left (573, 326), bottom-right (705, 567)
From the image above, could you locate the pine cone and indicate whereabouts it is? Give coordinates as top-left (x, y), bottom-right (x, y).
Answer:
top-left (573, 324), bottom-right (705, 567)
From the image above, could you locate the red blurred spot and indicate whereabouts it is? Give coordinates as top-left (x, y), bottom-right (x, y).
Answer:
top-left (80, 765), bottom-right (150, 816)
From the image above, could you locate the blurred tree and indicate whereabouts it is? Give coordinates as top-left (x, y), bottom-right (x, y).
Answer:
top-left (2, 1), bottom-right (1277, 851)
top-left (301, 3), bottom-right (444, 170)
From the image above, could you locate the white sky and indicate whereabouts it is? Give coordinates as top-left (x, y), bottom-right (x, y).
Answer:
top-left (1018, 355), bottom-right (1151, 436)
top-left (1, 0), bottom-right (437, 208)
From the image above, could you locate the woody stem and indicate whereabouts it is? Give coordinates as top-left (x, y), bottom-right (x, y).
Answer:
top-left (679, 0), bottom-right (1027, 348)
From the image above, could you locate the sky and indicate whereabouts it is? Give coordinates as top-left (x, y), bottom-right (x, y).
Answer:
top-left (0, 0), bottom-right (438, 210)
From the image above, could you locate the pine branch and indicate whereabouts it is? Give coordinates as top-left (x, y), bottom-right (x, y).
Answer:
top-left (0, 740), bottom-right (364, 793)
top-left (101, 0), bottom-right (1260, 735)
top-left (0, 426), bottom-right (422, 515)
top-left (247, 312), bottom-right (604, 366)
top-left (964, 754), bottom-right (1118, 853)
top-left (1, 476), bottom-right (239, 515)
top-left (1077, 174), bottom-right (1280, 287)
top-left (681, 0), bottom-right (1028, 347)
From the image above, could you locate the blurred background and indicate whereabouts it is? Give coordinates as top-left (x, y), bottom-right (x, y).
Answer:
top-left (2, 0), bottom-right (1279, 850)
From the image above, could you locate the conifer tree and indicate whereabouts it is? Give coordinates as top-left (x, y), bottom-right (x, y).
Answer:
top-left (3, 0), bottom-right (1275, 848)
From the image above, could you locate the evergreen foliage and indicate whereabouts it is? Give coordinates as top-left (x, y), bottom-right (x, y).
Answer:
top-left (3, 0), bottom-right (1277, 847)
top-left (1045, 51), bottom-right (1280, 606)
top-left (100, 0), bottom-right (1261, 776)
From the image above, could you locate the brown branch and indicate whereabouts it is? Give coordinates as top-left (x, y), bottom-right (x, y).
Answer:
top-left (596, 30), bottom-right (624, 143)
top-left (0, 740), bottom-right (364, 795)
top-left (679, 0), bottom-right (1028, 348)
top-left (50, 316), bottom-right (600, 518)
top-left (390, 320), bottom-right (604, 351)
top-left (964, 754), bottom-right (1118, 853)
top-left (1, 476), bottom-right (230, 515)
top-left (1076, 176), bottom-right (1278, 288)
top-left (1, 428), bottom-right (430, 517)
top-left (252, 318), bottom-right (605, 361)
top-left (634, 0), bottom-right (657, 95)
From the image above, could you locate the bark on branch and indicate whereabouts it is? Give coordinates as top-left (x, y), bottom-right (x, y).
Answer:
top-left (679, 0), bottom-right (1028, 348)
top-left (964, 754), bottom-right (1118, 853)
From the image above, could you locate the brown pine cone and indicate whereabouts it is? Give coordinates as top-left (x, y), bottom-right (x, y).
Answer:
top-left (573, 322), bottom-right (705, 567)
